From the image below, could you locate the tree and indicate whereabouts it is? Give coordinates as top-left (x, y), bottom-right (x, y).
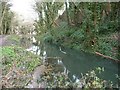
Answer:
top-left (34, 1), bottom-right (64, 36)
top-left (0, 0), bottom-right (13, 34)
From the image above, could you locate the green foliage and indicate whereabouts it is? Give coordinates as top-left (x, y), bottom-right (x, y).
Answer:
top-left (34, 1), bottom-right (64, 36)
top-left (34, 2), bottom-right (119, 60)
top-left (97, 35), bottom-right (118, 59)
top-left (0, 1), bottom-right (14, 34)
top-left (45, 72), bottom-right (72, 88)
top-left (39, 65), bottom-right (115, 88)
top-left (1, 46), bottom-right (41, 88)
top-left (73, 67), bottom-right (116, 88)
top-left (1, 46), bottom-right (41, 75)
top-left (8, 35), bottom-right (21, 43)
top-left (99, 20), bottom-right (119, 35)
top-left (71, 29), bottom-right (85, 40)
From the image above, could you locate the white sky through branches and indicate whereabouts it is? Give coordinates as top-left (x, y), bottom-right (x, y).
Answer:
top-left (10, 0), bottom-right (38, 22)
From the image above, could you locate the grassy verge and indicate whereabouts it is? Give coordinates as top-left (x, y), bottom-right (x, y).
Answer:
top-left (5, 35), bottom-right (32, 48)
top-left (1, 46), bottom-right (41, 88)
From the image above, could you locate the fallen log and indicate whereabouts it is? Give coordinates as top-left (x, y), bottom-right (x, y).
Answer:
top-left (95, 52), bottom-right (120, 63)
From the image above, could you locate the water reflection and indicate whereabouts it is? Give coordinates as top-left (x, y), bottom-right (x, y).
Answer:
top-left (26, 41), bottom-right (119, 85)
top-left (26, 45), bottom-right (40, 55)
top-left (44, 43), bottom-right (119, 85)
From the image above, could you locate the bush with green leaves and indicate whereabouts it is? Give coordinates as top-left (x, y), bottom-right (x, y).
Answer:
top-left (39, 66), bottom-right (117, 88)
top-left (73, 67), bottom-right (118, 88)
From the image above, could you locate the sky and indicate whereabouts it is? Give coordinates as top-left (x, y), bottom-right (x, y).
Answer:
top-left (9, 0), bottom-right (119, 22)
top-left (9, 0), bottom-right (65, 22)
top-left (10, 0), bottom-right (38, 22)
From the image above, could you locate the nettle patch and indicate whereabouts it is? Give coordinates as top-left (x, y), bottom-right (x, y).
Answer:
top-left (1, 46), bottom-right (41, 88)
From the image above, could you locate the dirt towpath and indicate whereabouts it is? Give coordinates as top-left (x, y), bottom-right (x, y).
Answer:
top-left (0, 35), bottom-right (9, 47)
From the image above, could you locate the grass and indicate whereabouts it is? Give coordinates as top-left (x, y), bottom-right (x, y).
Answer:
top-left (8, 35), bottom-right (20, 42)
top-left (1, 46), bottom-right (41, 88)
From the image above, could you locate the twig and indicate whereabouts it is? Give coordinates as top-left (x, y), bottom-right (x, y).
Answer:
top-left (95, 52), bottom-right (119, 63)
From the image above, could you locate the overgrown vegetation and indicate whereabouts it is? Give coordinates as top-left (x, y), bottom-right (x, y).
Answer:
top-left (0, 0), bottom-right (119, 88)
top-left (1, 46), bottom-right (41, 88)
top-left (0, 0), bottom-right (14, 34)
top-left (36, 62), bottom-right (118, 88)
top-left (34, 2), bottom-right (119, 60)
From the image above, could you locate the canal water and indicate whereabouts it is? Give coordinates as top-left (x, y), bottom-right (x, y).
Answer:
top-left (27, 41), bottom-right (119, 86)
top-left (43, 42), bottom-right (119, 84)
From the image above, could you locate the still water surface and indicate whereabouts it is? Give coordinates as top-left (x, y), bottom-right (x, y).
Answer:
top-left (43, 43), bottom-right (119, 85)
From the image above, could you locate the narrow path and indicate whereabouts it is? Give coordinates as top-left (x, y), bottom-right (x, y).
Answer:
top-left (0, 35), bottom-right (9, 46)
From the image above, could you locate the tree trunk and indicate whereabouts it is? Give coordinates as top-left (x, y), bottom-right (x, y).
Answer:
top-left (0, 3), bottom-right (6, 34)
top-left (93, 3), bottom-right (97, 28)
top-left (65, 2), bottom-right (70, 25)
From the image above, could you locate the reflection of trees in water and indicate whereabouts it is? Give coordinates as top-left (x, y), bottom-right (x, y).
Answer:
top-left (37, 41), bottom-right (45, 56)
